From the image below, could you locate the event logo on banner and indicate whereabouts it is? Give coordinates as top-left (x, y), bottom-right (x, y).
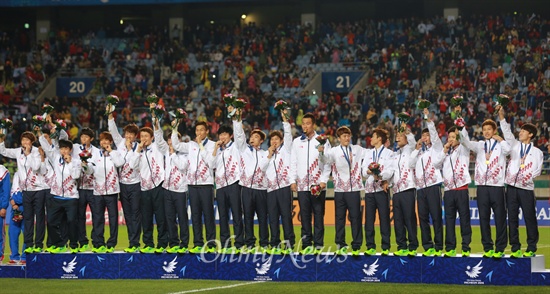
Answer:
top-left (56, 77), bottom-right (95, 98)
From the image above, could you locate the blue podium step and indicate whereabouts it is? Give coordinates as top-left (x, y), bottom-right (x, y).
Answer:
top-left (2, 252), bottom-right (548, 285)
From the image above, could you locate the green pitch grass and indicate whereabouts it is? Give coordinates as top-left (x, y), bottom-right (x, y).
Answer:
top-left (0, 279), bottom-right (548, 293)
top-left (1, 225), bottom-right (549, 293)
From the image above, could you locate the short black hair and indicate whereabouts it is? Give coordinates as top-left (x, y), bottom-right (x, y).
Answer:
top-left (302, 113), bottom-right (316, 125)
top-left (521, 123), bottom-right (537, 139)
top-left (80, 127), bottom-right (95, 139)
top-left (58, 139), bottom-right (73, 150)
top-left (217, 125), bottom-right (233, 136)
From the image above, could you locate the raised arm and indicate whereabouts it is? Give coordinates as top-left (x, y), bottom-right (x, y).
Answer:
top-left (320, 140), bottom-right (332, 185)
top-left (427, 120), bottom-right (443, 152)
top-left (108, 116), bottom-right (124, 147)
top-left (499, 118), bottom-right (517, 146)
top-left (233, 120), bottom-right (247, 152)
top-left (406, 132), bottom-right (416, 150)
top-left (170, 129), bottom-right (189, 154)
top-left (154, 128), bottom-right (169, 154)
top-left (0, 140), bottom-right (19, 159)
top-left (282, 121), bottom-right (293, 153)
top-left (39, 134), bottom-right (57, 160)
top-left (289, 139), bottom-right (298, 186)
top-left (460, 127), bottom-right (479, 154)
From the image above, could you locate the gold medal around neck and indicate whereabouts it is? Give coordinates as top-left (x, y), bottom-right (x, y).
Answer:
top-left (520, 164), bottom-right (525, 169)
top-left (485, 160), bottom-right (489, 165)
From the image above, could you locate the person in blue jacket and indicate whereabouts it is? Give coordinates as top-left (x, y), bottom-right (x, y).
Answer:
top-left (8, 172), bottom-right (26, 264)
top-left (0, 164), bottom-right (10, 263)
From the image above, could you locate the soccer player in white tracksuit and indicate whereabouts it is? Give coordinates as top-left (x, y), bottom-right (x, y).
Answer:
top-left (441, 126), bottom-right (472, 257)
top-left (499, 108), bottom-right (543, 258)
top-left (261, 112), bottom-right (295, 254)
top-left (289, 113), bottom-right (331, 254)
top-left (362, 128), bottom-right (394, 256)
top-left (389, 126), bottom-right (419, 257)
top-left (460, 117), bottom-right (511, 258)
top-left (83, 131), bottom-right (127, 253)
top-left (409, 109), bottom-right (445, 257)
top-left (155, 129), bottom-right (191, 254)
top-left (108, 114), bottom-right (142, 253)
top-left (320, 126), bottom-right (364, 255)
top-left (171, 120), bottom-right (217, 253)
top-left (72, 127), bottom-right (100, 252)
top-left (0, 132), bottom-right (48, 253)
top-left (134, 124), bottom-right (167, 254)
top-left (233, 111), bottom-right (269, 252)
top-left (206, 124), bottom-right (243, 253)
top-left (40, 138), bottom-right (82, 253)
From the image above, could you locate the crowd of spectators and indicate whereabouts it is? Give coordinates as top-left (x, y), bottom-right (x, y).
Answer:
top-left (1, 13), bottom-right (550, 173)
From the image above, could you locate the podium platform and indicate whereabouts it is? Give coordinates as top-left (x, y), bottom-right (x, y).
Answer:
top-left (1, 252), bottom-right (549, 285)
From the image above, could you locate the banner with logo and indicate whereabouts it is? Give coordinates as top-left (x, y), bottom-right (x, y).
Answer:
top-left (21, 252), bottom-right (547, 285)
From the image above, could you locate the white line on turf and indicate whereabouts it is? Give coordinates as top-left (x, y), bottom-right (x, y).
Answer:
top-left (167, 281), bottom-right (264, 294)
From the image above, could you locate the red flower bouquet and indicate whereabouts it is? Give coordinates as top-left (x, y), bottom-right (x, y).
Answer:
top-left (454, 117), bottom-right (466, 131)
top-left (79, 149), bottom-right (92, 162)
top-left (310, 184), bottom-right (322, 197)
top-left (368, 162), bottom-right (381, 177)
top-left (32, 115), bottom-right (46, 129)
top-left (12, 209), bottom-right (23, 223)
top-left (316, 134), bottom-right (328, 145)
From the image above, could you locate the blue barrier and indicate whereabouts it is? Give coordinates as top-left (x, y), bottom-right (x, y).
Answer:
top-left (2, 252), bottom-right (547, 285)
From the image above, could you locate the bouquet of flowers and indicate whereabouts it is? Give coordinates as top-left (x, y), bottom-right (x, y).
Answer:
top-left (32, 115), bottom-right (46, 129)
top-left (0, 118), bottom-right (12, 136)
top-left (151, 104), bottom-right (166, 121)
top-left (51, 119), bottom-right (67, 139)
top-left (42, 104), bottom-right (55, 116)
top-left (368, 162), bottom-right (381, 177)
top-left (224, 93), bottom-right (237, 118)
top-left (147, 93), bottom-right (160, 105)
top-left (229, 98), bottom-right (247, 120)
top-left (450, 95), bottom-right (463, 107)
top-left (397, 112), bottom-right (410, 132)
top-left (223, 93), bottom-right (235, 106)
top-left (316, 134), bottom-right (328, 155)
top-left (168, 108), bottom-right (188, 129)
top-left (493, 94), bottom-right (510, 112)
top-left (274, 100), bottom-right (291, 120)
top-left (310, 184), bottom-right (322, 197)
top-left (12, 209), bottom-right (23, 223)
top-left (79, 149), bottom-right (92, 162)
top-left (0, 118), bottom-right (13, 130)
top-left (105, 94), bottom-right (119, 115)
top-left (454, 117), bottom-right (466, 131)
top-left (416, 99), bottom-right (431, 120)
